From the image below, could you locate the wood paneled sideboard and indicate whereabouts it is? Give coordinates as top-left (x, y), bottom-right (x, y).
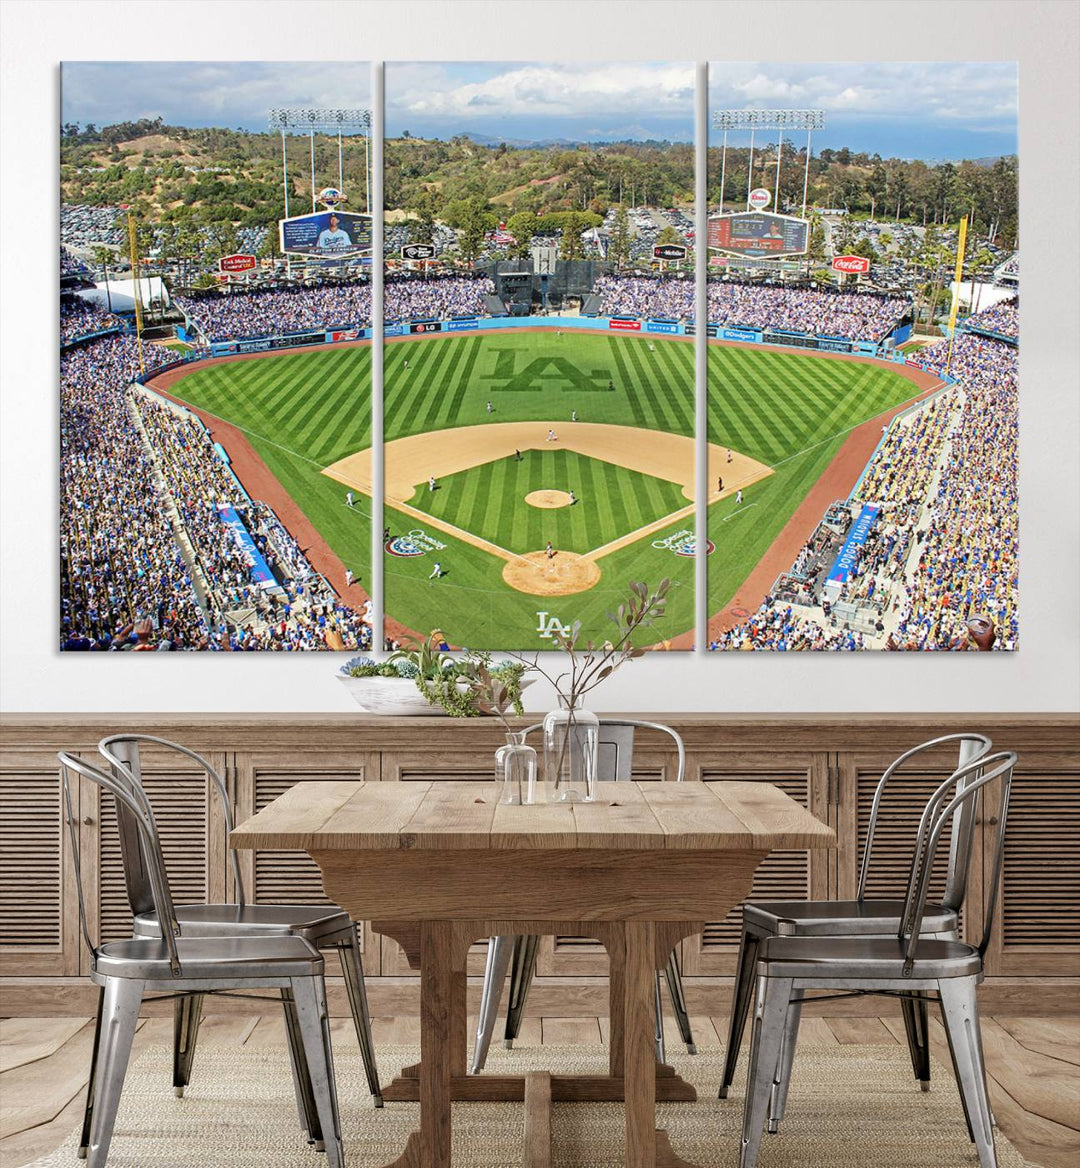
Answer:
top-left (2, 713), bottom-right (1077, 1016)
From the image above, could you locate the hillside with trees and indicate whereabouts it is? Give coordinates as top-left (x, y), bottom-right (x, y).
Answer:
top-left (61, 121), bottom-right (1017, 249)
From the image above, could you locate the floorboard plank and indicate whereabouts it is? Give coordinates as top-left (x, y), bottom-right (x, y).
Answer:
top-left (0, 1019), bottom-right (90, 1074)
top-left (540, 1018), bottom-right (602, 1046)
top-left (0, 1083), bottom-right (86, 1168)
top-left (825, 1017), bottom-right (898, 1045)
top-left (995, 1017), bottom-right (1080, 1068)
top-left (926, 1018), bottom-right (1080, 1168)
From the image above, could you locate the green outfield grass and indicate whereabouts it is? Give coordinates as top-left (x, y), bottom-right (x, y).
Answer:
top-left (705, 344), bottom-right (923, 626)
top-left (407, 449), bottom-right (686, 556)
top-left (155, 329), bottom-right (920, 650)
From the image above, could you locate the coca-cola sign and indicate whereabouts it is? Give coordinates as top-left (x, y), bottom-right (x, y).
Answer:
top-left (831, 254), bottom-right (872, 274)
top-left (219, 253), bottom-right (257, 273)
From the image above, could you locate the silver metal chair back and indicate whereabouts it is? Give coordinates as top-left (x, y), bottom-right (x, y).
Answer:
top-left (857, 733), bottom-right (991, 910)
top-left (900, 751), bottom-right (1016, 968)
top-left (521, 718), bottom-right (686, 782)
top-left (99, 735), bottom-right (246, 911)
top-left (58, 751), bottom-right (183, 975)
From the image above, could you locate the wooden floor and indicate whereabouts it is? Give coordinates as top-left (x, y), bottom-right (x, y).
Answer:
top-left (2, 1013), bottom-right (1077, 1168)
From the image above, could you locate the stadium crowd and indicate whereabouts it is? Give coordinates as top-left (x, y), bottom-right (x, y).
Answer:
top-left (886, 332), bottom-right (1018, 650)
top-left (135, 396), bottom-right (372, 652)
top-left (61, 245), bottom-right (90, 277)
top-left (594, 274), bottom-right (694, 320)
top-left (61, 336), bottom-right (206, 650)
top-left (708, 283), bottom-right (909, 341)
top-left (175, 282), bottom-right (372, 342)
top-left (60, 332), bottom-right (371, 651)
top-left (963, 297), bottom-right (1018, 340)
top-left (385, 273), bottom-right (495, 321)
top-left (712, 329), bottom-right (1018, 651)
top-left (60, 297), bottom-right (125, 345)
top-left (710, 598), bottom-right (866, 651)
top-left (594, 274), bottom-right (909, 341)
top-left (174, 275), bottom-right (499, 341)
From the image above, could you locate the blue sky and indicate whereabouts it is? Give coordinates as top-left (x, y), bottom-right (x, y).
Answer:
top-left (709, 62), bottom-right (1018, 161)
top-left (61, 62), bottom-right (372, 133)
top-left (61, 60), bottom-right (1018, 159)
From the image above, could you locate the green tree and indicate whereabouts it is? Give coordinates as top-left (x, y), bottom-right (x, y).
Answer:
top-left (505, 211), bottom-right (538, 260)
top-left (609, 204), bottom-right (631, 269)
top-left (446, 195), bottom-right (495, 262)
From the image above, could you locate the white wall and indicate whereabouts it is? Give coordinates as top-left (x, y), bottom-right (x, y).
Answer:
top-left (2, 0), bottom-right (1077, 714)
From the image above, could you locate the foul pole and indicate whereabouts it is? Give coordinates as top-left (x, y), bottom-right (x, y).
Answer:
top-left (945, 215), bottom-right (969, 376)
top-left (127, 213), bottom-right (145, 374)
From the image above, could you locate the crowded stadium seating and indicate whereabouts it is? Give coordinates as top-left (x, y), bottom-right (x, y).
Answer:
top-left (60, 298), bottom-right (125, 345)
top-left (595, 274), bottom-right (910, 341)
top-left (59, 332), bottom-right (372, 651)
top-left (711, 329), bottom-right (1018, 651)
top-left (963, 296), bottom-right (1018, 340)
top-left (173, 275), bottom-right (496, 342)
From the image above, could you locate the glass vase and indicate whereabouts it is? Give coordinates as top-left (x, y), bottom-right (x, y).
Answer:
top-left (543, 697), bottom-right (599, 803)
top-left (495, 730), bottom-right (538, 805)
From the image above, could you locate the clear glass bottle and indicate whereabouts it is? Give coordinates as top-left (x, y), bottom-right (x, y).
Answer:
top-left (495, 730), bottom-right (538, 805)
top-left (543, 696), bottom-right (599, 803)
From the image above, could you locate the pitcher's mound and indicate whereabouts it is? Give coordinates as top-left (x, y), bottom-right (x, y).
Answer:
top-left (525, 489), bottom-right (573, 509)
top-left (503, 551), bottom-right (601, 596)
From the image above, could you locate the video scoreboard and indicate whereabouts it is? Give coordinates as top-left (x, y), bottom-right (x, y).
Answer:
top-left (707, 211), bottom-right (809, 259)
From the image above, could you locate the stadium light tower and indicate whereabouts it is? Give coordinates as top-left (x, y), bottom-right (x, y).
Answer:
top-left (711, 110), bottom-right (825, 217)
top-left (268, 107), bottom-right (372, 214)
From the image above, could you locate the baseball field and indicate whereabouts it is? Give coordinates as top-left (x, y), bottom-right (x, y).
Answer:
top-left (152, 329), bottom-right (925, 650)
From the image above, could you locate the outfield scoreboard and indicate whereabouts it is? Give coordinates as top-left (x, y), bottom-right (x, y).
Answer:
top-left (279, 210), bottom-right (373, 258)
top-left (708, 211), bottom-right (809, 259)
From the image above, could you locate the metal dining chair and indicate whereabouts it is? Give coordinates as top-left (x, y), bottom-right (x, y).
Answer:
top-left (58, 752), bottom-right (345, 1168)
top-left (471, 719), bottom-right (693, 1073)
top-left (738, 750), bottom-right (1016, 1168)
top-left (83, 733), bottom-right (380, 1144)
top-left (719, 732), bottom-right (992, 1101)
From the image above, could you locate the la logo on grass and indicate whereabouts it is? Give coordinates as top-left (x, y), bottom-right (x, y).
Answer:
top-left (536, 611), bottom-right (570, 640)
top-left (484, 349), bottom-right (613, 393)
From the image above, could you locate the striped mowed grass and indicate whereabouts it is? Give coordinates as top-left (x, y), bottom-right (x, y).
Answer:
top-left (156, 331), bottom-right (922, 646)
top-left (383, 331), bottom-right (695, 439)
top-left (409, 449), bottom-right (686, 556)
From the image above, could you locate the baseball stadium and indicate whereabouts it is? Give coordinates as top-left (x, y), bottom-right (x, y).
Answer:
top-left (58, 65), bottom-right (1018, 653)
top-left (58, 244), bottom-right (1018, 653)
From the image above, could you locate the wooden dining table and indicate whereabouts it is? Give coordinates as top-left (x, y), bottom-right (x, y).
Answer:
top-left (230, 778), bottom-right (835, 1168)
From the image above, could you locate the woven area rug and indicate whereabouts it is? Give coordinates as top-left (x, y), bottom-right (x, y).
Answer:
top-left (29, 1042), bottom-right (1029, 1167)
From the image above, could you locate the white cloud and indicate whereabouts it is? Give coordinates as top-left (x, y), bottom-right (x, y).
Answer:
top-left (710, 61), bottom-right (1017, 129)
top-left (387, 62), bottom-right (694, 121)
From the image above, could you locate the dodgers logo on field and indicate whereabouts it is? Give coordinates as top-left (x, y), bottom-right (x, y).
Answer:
top-left (651, 529), bottom-right (715, 556)
top-left (536, 612), bottom-right (570, 640)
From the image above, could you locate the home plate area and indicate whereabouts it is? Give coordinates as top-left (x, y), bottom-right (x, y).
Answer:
top-left (323, 421), bottom-right (772, 596)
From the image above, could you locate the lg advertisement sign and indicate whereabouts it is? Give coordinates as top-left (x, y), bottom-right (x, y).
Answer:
top-left (748, 188), bottom-right (771, 210)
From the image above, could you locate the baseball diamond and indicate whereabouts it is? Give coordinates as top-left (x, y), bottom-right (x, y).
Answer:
top-left (149, 329), bottom-right (929, 650)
